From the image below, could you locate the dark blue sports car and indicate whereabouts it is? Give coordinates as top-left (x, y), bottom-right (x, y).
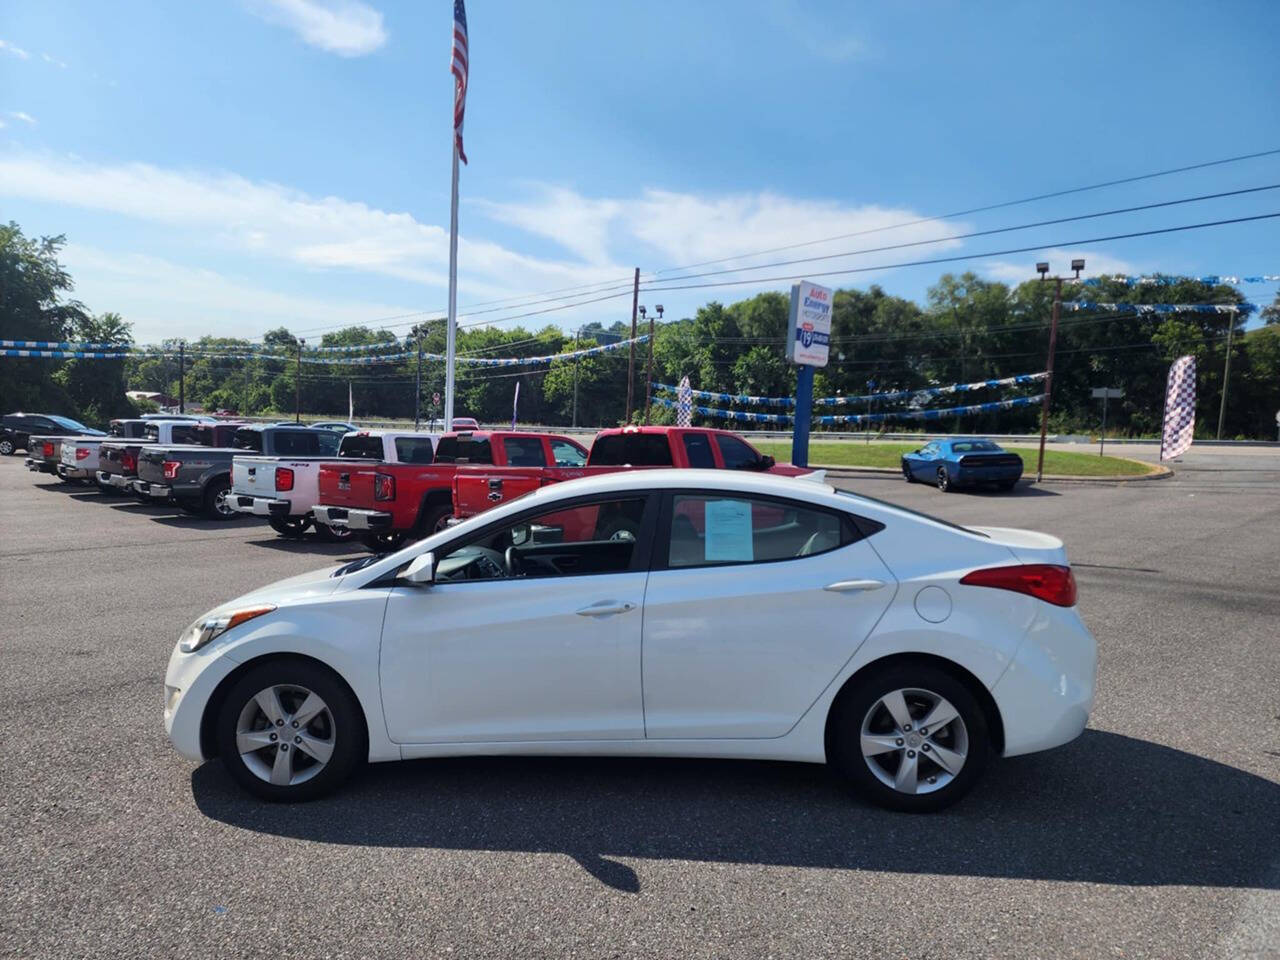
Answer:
top-left (901, 438), bottom-right (1023, 492)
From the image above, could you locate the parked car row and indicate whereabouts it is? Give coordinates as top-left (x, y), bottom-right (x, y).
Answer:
top-left (15, 412), bottom-right (825, 551)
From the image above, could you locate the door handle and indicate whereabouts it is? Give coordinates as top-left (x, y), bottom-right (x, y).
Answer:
top-left (575, 601), bottom-right (636, 617)
top-left (824, 579), bottom-right (886, 593)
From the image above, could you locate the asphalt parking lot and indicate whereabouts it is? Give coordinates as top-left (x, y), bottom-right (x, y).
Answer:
top-left (1, 451), bottom-right (1277, 960)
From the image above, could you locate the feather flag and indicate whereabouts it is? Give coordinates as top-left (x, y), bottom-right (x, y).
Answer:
top-left (1160, 355), bottom-right (1196, 460)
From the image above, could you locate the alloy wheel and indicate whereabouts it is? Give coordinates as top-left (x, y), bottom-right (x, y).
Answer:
top-left (936, 468), bottom-right (950, 492)
top-left (235, 684), bottom-right (336, 787)
top-left (859, 687), bottom-right (969, 795)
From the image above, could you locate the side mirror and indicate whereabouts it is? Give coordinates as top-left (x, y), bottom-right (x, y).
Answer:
top-left (758, 454), bottom-right (776, 470)
top-left (403, 552), bottom-right (435, 586)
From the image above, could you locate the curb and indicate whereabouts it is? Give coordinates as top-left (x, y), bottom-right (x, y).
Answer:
top-left (814, 460), bottom-right (1172, 483)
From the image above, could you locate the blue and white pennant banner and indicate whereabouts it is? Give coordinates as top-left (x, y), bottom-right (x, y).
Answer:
top-left (1062, 301), bottom-right (1256, 314)
top-left (651, 371), bottom-right (1047, 409)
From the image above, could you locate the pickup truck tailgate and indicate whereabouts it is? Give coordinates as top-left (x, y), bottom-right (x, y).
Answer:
top-left (232, 456), bottom-right (284, 498)
top-left (318, 463), bottom-right (384, 508)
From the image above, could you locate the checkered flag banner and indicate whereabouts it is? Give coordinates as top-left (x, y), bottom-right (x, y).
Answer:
top-left (676, 376), bottom-right (693, 427)
top-left (1160, 355), bottom-right (1196, 461)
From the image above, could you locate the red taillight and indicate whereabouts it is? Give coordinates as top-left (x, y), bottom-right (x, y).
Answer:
top-left (960, 564), bottom-right (1077, 607)
top-left (122, 451), bottom-right (137, 472)
top-left (75, 447), bottom-right (92, 460)
top-left (43, 441), bottom-right (55, 457)
top-left (275, 467), bottom-right (294, 492)
top-left (373, 473), bottom-right (395, 501)
top-left (162, 460), bottom-right (181, 480)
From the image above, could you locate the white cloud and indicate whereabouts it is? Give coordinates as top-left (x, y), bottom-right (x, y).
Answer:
top-left (8, 111), bottom-right (36, 125)
top-left (62, 244), bottom-right (425, 343)
top-left (41, 52), bottom-right (68, 68)
top-left (0, 39), bottom-right (30, 60)
top-left (982, 249), bottom-right (1141, 286)
top-left (245, 0), bottom-right (387, 57)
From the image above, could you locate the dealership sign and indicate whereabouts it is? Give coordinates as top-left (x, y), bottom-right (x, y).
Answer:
top-left (786, 280), bottom-right (833, 367)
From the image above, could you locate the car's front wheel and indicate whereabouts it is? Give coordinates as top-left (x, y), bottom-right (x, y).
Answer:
top-left (901, 461), bottom-right (914, 483)
top-left (829, 662), bottom-right (989, 812)
top-left (215, 659), bottom-right (365, 802)
top-left (268, 516), bottom-right (311, 537)
top-left (0, 438), bottom-right (15, 456)
top-left (315, 521), bottom-right (355, 543)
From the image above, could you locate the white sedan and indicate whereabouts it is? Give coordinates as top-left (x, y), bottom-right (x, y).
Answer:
top-left (164, 469), bottom-right (1096, 812)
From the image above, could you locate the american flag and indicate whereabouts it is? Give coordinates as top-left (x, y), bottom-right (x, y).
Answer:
top-left (1159, 355), bottom-right (1196, 461)
top-left (451, 0), bottom-right (469, 164)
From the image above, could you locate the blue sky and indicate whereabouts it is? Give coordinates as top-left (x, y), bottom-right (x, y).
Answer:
top-left (2, 0), bottom-right (1278, 345)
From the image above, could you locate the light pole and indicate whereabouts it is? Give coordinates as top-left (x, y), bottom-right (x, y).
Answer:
top-left (1033, 259), bottom-right (1083, 481)
top-left (572, 325), bottom-right (581, 428)
top-left (640, 305), bottom-right (662, 423)
top-left (294, 338), bottom-right (306, 423)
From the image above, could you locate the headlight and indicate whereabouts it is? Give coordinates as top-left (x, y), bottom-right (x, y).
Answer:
top-left (178, 605), bottom-right (276, 653)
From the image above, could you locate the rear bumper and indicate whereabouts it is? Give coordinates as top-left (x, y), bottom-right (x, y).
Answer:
top-left (25, 458), bottom-right (50, 473)
top-left (57, 464), bottom-right (92, 480)
top-left (231, 495), bottom-right (291, 517)
top-left (96, 470), bottom-right (134, 488)
top-left (313, 505), bottom-right (392, 530)
top-left (955, 468), bottom-right (1022, 484)
top-left (992, 606), bottom-right (1096, 757)
top-left (147, 483), bottom-right (173, 499)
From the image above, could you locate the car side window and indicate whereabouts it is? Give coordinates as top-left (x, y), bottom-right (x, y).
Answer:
top-left (503, 436), bottom-right (547, 467)
top-left (666, 494), bottom-right (855, 569)
top-left (394, 437), bottom-right (435, 464)
top-left (432, 496), bottom-right (649, 583)
top-left (682, 433), bottom-right (716, 468)
top-left (716, 435), bottom-right (761, 470)
top-left (551, 439), bottom-right (586, 467)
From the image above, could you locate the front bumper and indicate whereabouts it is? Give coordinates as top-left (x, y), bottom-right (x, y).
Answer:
top-left (164, 642), bottom-right (242, 763)
top-left (992, 606), bottom-right (1096, 757)
top-left (313, 505), bottom-right (392, 531)
top-left (231, 495), bottom-right (291, 517)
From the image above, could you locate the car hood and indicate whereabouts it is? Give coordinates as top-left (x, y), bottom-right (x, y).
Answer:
top-left (211, 564), bottom-right (348, 615)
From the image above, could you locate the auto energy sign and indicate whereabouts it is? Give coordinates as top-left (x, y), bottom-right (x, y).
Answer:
top-left (787, 280), bottom-right (832, 367)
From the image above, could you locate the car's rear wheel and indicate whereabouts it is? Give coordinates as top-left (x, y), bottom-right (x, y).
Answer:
top-left (936, 467), bottom-right (952, 492)
top-left (829, 662), bottom-right (988, 812)
top-left (416, 503), bottom-right (453, 538)
top-left (215, 659), bottom-right (364, 802)
top-left (268, 516), bottom-right (311, 537)
top-left (0, 438), bottom-right (15, 456)
top-left (203, 477), bottom-right (238, 520)
top-left (362, 530), bottom-right (408, 553)
top-left (315, 521), bottom-right (355, 543)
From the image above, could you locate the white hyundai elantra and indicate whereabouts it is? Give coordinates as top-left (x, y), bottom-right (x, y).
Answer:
top-left (164, 469), bottom-right (1095, 812)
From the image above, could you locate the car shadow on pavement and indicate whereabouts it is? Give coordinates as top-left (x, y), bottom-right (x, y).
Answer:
top-left (146, 514), bottom-right (247, 530)
top-left (191, 729), bottom-right (1279, 894)
top-left (241, 536), bottom-right (368, 558)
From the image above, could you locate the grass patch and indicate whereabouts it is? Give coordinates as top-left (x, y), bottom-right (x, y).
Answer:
top-left (754, 440), bottom-right (1154, 477)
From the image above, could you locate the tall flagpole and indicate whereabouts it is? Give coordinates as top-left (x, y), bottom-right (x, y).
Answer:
top-left (445, 144), bottom-right (460, 431)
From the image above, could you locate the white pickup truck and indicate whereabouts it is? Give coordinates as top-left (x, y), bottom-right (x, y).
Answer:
top-left (230, 427), bottom-right (442, 542)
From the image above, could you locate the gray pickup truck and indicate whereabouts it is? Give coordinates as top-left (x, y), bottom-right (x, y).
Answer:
top-left (132, 422), bottom-right (250, 519)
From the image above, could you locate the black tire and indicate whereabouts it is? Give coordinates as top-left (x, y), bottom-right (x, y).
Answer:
top-left (416, 503), bottom-right (453, 538)
top-left (315, 521), bottom-right (355, 543)
top-left (214, 658), bottom-right (365, 802)
top-left (268, 515), bottom-right (312, 538)
top-left (0, 438), bottom-right (15, 456)
top-left (202, 477), bottom-right (238, 521)
top-left (936, 467), bottom-right (952, 492)
top-left (96, 481), bottom-right (120, 496)
top-left (599, 517), bottom-right (640, 542)
top-left (829, 661), bottom-right (989, 813)
top-left (361, 530), bottom-right (409, 554)
top-left (901, 461), bottom-right (914, 483)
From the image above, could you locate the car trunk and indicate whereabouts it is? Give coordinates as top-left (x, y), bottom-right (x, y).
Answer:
top-left (966, 526), bottom-right (1068, 566)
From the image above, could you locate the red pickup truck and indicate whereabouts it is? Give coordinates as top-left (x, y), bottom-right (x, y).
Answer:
top-left (452, 425), bottom-right (821, 529)
top-left (313, 430), bottom-right (589, 552)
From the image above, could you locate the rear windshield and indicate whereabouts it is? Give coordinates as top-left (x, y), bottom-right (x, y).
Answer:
top-left (951, 441), bottom-right (1000, 453)
top-left (172, 425), bottom-right (199, 444)
top-left (269, 430), bottom-right (340, 456)
top-left (590, 434), bottom-right (674, 467)
top-left (233, 428), bottom-right (263, 452)
top-left (394, 437), bottom-right (435, 464)
top-left (339, 435), bottom-right (385, 460)
top-left (434, 435), bottom-right (493, 464)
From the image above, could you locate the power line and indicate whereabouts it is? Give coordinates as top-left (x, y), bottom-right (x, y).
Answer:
top-left (652, 146), bottom-right (1280, 274)
top-left (650, 183), bottom-right (1280, 286)
top-left (638, 212), bottom-right (1280, 293)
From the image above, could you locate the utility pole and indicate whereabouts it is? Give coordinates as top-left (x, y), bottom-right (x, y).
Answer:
top-left (414, 334), bottom-right (423, 431)
top-left (177, 341), bottom-right (185, 413)
top-left (572, 326), bottom-right (580, 428)
top-left (294, 338), bottom-right (305, 423)
top-left (625, 267), bottom-right (639, 423)
top-left (1216, 318), bottom-right (1236, 439)
top-left (1034, 259), bottom-right (1084, 482)
top-left (644, 304), bottom-right (662, 423)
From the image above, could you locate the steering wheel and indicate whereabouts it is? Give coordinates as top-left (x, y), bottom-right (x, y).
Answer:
top-left (504, 546), bottom-right (525, 577)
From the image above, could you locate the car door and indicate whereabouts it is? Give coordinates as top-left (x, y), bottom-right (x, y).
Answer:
top-left (909, 442), bottom-right (936, 480)
top-left (378, 492), bottom-right (657, 743)
top-left (641, 490), bottom-right (895, 739)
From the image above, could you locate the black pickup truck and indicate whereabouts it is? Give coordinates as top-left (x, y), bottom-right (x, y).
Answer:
top-left (132, 422), bottom-right (247, 519)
